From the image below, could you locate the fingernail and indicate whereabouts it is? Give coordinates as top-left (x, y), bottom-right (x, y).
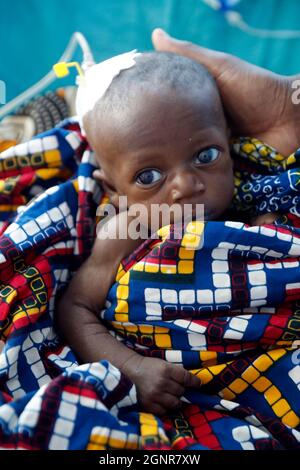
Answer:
top-left (155, 28), bottom-right (169, 38)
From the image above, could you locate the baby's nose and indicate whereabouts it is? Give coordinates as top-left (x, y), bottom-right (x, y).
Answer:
top-left (171, 170), bottom-right (205, 202)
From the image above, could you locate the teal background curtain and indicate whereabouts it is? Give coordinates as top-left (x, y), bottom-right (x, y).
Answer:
top-left (1, 0), bottom-right (300, 102)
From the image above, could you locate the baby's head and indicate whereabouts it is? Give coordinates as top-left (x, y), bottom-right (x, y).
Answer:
top-left (82, 51), bottom-right (234, 223)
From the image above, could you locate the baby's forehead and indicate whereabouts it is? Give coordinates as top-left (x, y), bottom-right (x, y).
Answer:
top-left (83, 71), bottom-right (226, 161)
top-left (81, 50), bottom-right (224, 139)
top-left (90, 77), bottom-right (221, 126)
top-left (87, 99), bottom-right (225, 174)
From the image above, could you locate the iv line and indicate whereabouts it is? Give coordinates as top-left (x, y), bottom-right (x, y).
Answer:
top-left (202, 0), bottom-right (300, 39)
top-left (226, 10), bottom-right (300, 39)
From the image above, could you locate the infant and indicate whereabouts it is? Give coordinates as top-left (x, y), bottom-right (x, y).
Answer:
top-left (56, 51), bottom-right (275, 415)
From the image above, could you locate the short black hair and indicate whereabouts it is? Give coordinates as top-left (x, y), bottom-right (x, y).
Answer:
top-left (90, 51), bottom-right (219, 118)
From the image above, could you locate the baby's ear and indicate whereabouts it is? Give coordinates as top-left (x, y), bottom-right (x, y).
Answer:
top-left (92, 169), bottom-right (120, 208)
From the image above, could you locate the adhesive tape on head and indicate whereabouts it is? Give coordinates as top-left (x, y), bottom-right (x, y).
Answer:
top-left (76, 50), bottom-right (141, 133)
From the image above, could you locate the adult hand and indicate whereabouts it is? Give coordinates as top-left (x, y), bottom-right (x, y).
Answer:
top-left (152, 28), bottom-right (300, 156)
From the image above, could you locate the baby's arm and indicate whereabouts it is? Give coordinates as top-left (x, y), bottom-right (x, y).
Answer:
top-left (55, 212), bottom-right (200, 415)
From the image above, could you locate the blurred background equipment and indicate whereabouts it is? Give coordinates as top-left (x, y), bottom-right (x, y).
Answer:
top-left (203, 0), bottom-right (300, 38)
top-left (0, 29), bottom-right (90, 143)
top-left (203, 0), bottom-right (242, 11)
top-left (0, 31), bottom-right (92, 120)
top-left (0, 88), bottom-right (76, 143)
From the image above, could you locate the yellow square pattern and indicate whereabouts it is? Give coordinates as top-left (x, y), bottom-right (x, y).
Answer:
top-left (178, 261), bottom-right (194, 274)
top-left (115, 300), bottom-right (128, 313)
top-left (272, 399), bottom-right (290, 418)
top-left (242, 366), bottom-right (260, 384)
top-left (229, 378), bottom-right (249, 394)
top-left (179, 247), bottom-right (195, 260)
top-left (116, 285), bottom-right (129, 300)
top-left (155, 334), bottom-right (172, 348)
top-left (252, 377), bottom-right (272, 392)
top-left (281, 410), bottom-right (300, 428)
top-left (115, 313), bottom-right (129, 322)
top-left (253, 355), bottom-right (273, 372)
top-left (144, 263), bottom-right (160, 273)
top-left (264, 385), bottom-right (281, 405)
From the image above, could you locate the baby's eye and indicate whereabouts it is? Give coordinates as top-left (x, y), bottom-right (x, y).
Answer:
top-left (193, 147), bottom-right (220, 165)
top-left (136, 169), bottom-right (162, 186)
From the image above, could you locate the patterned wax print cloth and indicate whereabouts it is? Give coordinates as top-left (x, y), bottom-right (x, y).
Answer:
top-left (0, 120), bottom-right (299, 450)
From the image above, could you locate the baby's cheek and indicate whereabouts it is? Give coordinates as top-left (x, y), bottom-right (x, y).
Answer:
top-left (217, 158), bottom-right (234, 187)
top-left (211, 167), bottom-right (234, 212)
top-left (223, 160), bottom-right (235, 195)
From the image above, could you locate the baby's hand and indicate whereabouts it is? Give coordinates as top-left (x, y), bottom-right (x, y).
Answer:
top-left (124, 355), bottom-right (201, 415)
top-left (250, 212), bottom-right (279, 226)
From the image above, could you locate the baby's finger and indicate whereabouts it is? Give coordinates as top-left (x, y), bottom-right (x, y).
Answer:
top-left (165, 380), bottom-right (185, 397)
top-left (168, 363), bottom-right (201, 387)
top-left (148, 403), bottom-right (167, 416)
top-left (157, 393), bottom-right (182, 411)
top-left (186, 372), bottom-right (202, 388)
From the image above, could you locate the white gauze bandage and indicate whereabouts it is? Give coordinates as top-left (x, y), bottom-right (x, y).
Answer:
top-left (76, 50), bottom-right (141, 133)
